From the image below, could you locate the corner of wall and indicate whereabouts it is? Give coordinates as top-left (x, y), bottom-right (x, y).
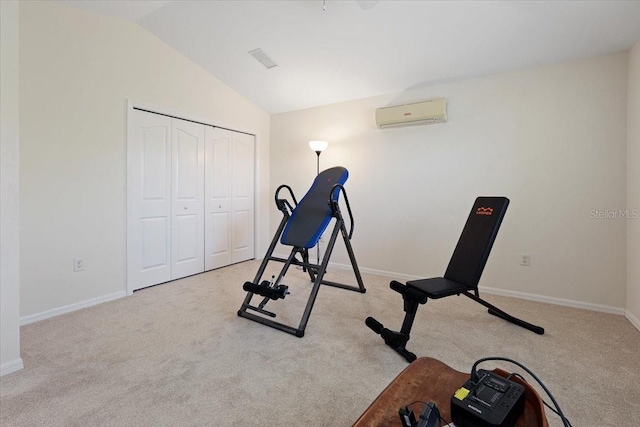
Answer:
top-left (1, 0), bottom-right (23, 376)
top-left (627, 40), bottom-right (640, 331)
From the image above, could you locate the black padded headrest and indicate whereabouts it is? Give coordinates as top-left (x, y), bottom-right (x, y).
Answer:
top-left (444, 197), bottom-right (509, 290)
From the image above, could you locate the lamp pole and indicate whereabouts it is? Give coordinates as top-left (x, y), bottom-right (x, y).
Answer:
top-left (315, 150), bottom-right (321, 176)
top-left (308, 141), bottom-right (328, 265)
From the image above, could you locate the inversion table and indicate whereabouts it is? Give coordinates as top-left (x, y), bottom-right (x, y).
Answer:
top-left (238, 166), bottom-right (366, 337)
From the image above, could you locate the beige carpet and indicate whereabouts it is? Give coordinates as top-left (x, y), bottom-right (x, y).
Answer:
top-left (1, 260), bottom-right (639, 426)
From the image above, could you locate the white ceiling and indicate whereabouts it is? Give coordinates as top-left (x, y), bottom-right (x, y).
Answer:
top-left (60, 0), bottom-right (640, 114)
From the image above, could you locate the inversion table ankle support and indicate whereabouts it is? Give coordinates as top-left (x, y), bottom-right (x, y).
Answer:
top-left (366, 197), bottom-right (544, 362)
top-left (238, 166), bottom-right (366, 337)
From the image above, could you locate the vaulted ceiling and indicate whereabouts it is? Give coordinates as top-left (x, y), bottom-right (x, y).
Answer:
top-left (60, 0), bottom-right (640, 113)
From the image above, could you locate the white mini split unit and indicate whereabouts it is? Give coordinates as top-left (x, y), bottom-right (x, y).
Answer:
top-left (375, 98), bottom-right (448, 128)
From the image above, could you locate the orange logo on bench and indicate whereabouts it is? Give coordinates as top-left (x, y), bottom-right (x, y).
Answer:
top-left (476, 207), bottom-right (493, 216)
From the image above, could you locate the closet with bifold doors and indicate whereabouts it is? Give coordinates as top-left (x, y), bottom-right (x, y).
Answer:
top-left (127, 108), bottom-right (255, 293)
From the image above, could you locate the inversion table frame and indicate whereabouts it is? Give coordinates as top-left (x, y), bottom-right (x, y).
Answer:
top-left (366, 197), bottom-right (544, 362)
top-left (238, 167), bottom-right (366, 337)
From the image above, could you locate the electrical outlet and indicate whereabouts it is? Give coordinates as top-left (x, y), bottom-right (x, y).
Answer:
top-left (73, 258), bottom-right (84, 272)
top-left (520, 254), bottom-right (530, 267)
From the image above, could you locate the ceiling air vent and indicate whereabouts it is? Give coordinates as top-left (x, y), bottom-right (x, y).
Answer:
top-left (249, 48), bottom-right (277, 69)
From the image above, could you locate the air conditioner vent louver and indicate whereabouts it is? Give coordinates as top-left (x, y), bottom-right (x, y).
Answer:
top-left (375, 98), bottom-right (447, 128)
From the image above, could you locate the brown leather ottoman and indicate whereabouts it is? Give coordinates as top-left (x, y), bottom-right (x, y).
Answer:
top-left (353, 357), bottom-right (548, 427)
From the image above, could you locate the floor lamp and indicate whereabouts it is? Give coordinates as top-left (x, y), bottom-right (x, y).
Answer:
top-left (308, 140), bottom-right (328, 265)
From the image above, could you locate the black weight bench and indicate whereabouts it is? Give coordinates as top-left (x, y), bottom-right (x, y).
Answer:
top-left (238, 166), bottom-right (366, 337)
top-left (366, 197), bottom-right (544, 362)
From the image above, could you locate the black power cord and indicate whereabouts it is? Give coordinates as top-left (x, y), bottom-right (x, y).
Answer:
top-left (507, 372), bottom-right (573, 427)
top-left (471, 357), bottom-right (571, 427)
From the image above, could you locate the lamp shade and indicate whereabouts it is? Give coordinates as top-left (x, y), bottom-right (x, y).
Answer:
top-left (308, 140), bottom-right (328, 152)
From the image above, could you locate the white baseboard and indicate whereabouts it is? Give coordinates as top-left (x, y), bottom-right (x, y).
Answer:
top-left (478, 286), bottom-right (626, 315)
top-left (271, 252), bottom-right (424, 282)
top-left (20, 291), bottom-right (126, 326)
top-left (1, 358), bottom-right (24, 377)
top-left (625, 310), bottom-right (640, 332)
top-left (353, 264), bottom-right (422, 282)
top-left (305, 258), bottom-right (629, 315)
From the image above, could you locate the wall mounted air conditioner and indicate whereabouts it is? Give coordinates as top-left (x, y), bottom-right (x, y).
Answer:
top-left (375, 98), bottom-right (447, 128)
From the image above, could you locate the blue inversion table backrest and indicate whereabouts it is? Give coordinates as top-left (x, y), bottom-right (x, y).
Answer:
top-left (280, 167), bottom-right (349, 249)
top-left (444, 197), bottom-right (509, 290)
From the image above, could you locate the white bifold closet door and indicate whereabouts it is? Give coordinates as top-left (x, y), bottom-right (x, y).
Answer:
top-left (128, 109), bottom-right (254, 292)
top-left (128, 110), bottom-right (173, 290)
top-left (204, 127), bottom-right (255, 270)
top-left (128, 111), bottom-right (205, 291)
top-left (171, 119), bottom-right (205, 280)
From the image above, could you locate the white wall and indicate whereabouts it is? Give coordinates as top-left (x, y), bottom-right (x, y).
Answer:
top-left (1, 0), bottom-right (24, 376)
top-left (19, 1), bottom-right (270, 318)
top-left (628, 41), bottom-right (640, 328)
top-left (271, 52), bottom-right (629, 311)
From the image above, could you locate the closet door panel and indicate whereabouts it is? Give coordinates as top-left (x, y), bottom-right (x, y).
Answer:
top-left (204, 127), bottom-right (232, 270)
top-left (128, 111), bottom-right (172, 291)
top-left (171, 118), bottom-right (205, 280)
top-left (231, 132), bottom-right (255, 263)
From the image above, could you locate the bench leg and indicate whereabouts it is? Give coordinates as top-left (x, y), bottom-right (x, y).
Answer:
top-left (464, 292), bottom-right (545, 335)
top-left (366, 281), bottom-right (428, 363)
